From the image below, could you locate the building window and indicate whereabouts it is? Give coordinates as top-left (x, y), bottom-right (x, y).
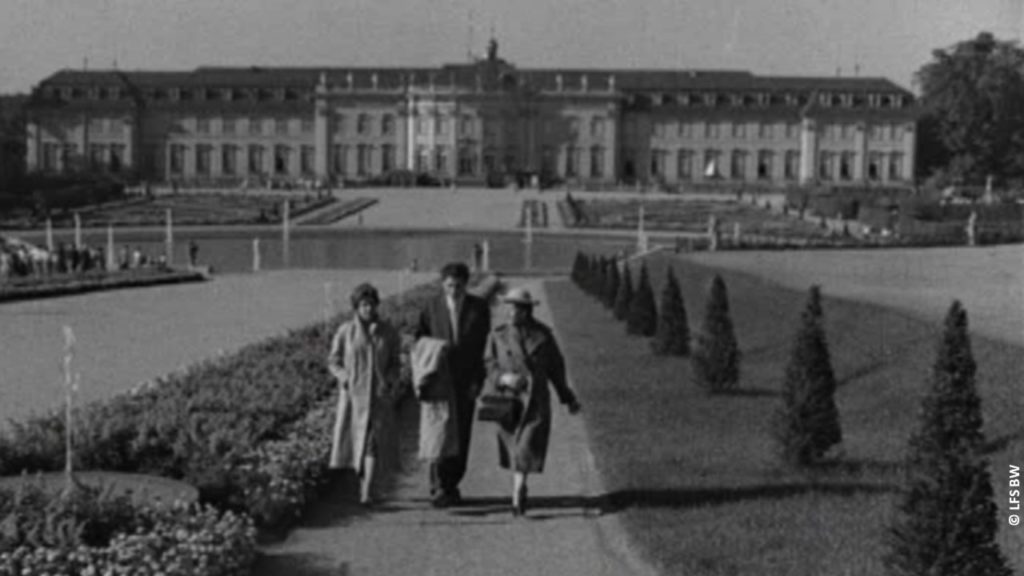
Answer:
top-left (356, 114), bottom-right (372, 136)
top-left (248, 117), bottom-right (262, 135)
top-left (758, 122), bottom-right (773, 140)
top-left (436, 146), bottom-right (449, 173)
top-left (333, 114), bottom-right (346, 135)
top-left (650, 149), bottom-right (667, 177)
top-left (653, 123), bottom-right (666, 138)
top-left (784, 150), bottom-right (800, 180)
top-left (483, 148), bottom-right (497, 174)
top-left (61, 144), bottom-right (77, 172)
top-left (436, 117), bottom-right (449, 136)
top-left (889, 152), bottom-right (904, 180)
top-left (892, 123), bottom-right (905, 142)
top-left (196, 145), bottom-right (212, 175)
top-left (357, 145), bottom-right (371, 176)
top-left (732, 122), bottom-right (746, 139)
top-left (458, 147), bottom-right (476, 175)
top-left (730, 150), bottom-right (747, 180)
top-left (89, 144), bottom-right (107, 169)
top-left (677, 149), bottom-right (694, 180)
top-left (564, 146), bottom-right (580, 177)
top-left (274, 145), bottom-right (290, 175)
top-left (416, 147), bottom-right (429, 172)
top-left (757, 150), bottom-right (773, 180)
top-left (870, 124), bottom-right (883, 141)
top-left (332, 145), bottom-right (347, 175)
top-left (109, 144), bottom-right (125, 173)
top-left (590, 146), bottom-right (604, 178)
top-left (381, 144), bottom-right (395, 172)
top-left (839, 123), bottom-right (852, 140)
top-left (197, 118), bottom-right (210, 135)
top-left (169, 144), bottom-right (185, 175)
top-left (703, 149), bottom-right (721, 178)
top-left (868, 152), bottom-right (882, 181)
top-left (460, 115), bottom-right (474, 136)
top-left (248, 145), bottom-right (264, 174)
top-left (276, 118), bottom-right (289, 136)
top-left (786, 122), bottom-right (800, 139)
top-left (839, 151), bottom-right (854, 180)
top-left (222, 145), bottom-right (237, 176)
top-left (222, 118), bottom-right (235, 135)
top-left (818, 151), bottom-right (834, 180)
top-left (42, 143), bottom-right (59, 171)
top-left (533, 146), bottom-right (550, 175)
top-left (705, 122), bottom-right (720, 139)
top-left (416, 116), bottom-right (428, 136)
top-left (301, 145), bottom-right (315, 175)
top-left (381, 114), bottom-right (395, 135)
top-left (89, 117), bottom-right (105, 134)
top-left (679, 122), bottom-right (692, 138)
top-left (301, 118), bottom-right (314, 134)
top-left (591, 117), bottom-right (605, 138)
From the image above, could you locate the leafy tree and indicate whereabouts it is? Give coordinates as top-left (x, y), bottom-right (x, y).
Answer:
top-left (651, 266), bottom-right (690, 356)
top-left (613, 263), bottom-right (633, 322)
top-left (885, 301), bottom-right (1010, 576)
top-left (774, 286), bottom-right (842, 466)
top-left (627, 262), bottom-right (657, 336)
top-left (916, 32), bottom-right (1024, 183)
top-left (603, 257), bottom-right (621, 310)
top-left (691, 274), bottom-right (740, 392)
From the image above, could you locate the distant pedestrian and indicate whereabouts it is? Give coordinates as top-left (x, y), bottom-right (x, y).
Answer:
top-left (188, 240), bottom-right (199, 268)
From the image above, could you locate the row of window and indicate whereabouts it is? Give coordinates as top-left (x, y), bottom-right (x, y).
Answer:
top-left (166, 143), bottom-right (400, 177)
top-left (644, 120), bottom-right (907, 142)
top-left (39, 142), bottom-right (127, 172)
top-left (630, 90), bottom-right (907, 110)
top-left (640, 148), bottom-right (904, 181)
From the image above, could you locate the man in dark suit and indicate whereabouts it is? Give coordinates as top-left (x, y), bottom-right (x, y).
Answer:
top-left (416, 261), bottom-right (491, 507)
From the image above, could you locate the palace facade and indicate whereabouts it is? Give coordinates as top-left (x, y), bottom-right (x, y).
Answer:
top-left (24, 40), bottom-right (919, 188)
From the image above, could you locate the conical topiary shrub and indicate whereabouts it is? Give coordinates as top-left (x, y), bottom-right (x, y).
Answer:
top-left (651, 266), bottom-right (690, 356)
top-left (613, 263), bottom-right (633, 322)
top-left (774, 285), bottom-right (842, 467)
top-left (571, 251), bottom-right (585, 288)
top-left (594, 256), bottom-right (609, 300)
top-left (603, 257), bottom-right (620, 310)
top-left (885, 301), bottom-right (1011, 576)
top-left (691, 274), bottom-right (740, 392)
top-left (627, 262), bottom-right (657, 336)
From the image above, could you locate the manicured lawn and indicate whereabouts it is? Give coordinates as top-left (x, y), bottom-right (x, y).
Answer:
top-left (570, 198), bottom-right (829, 238)
top-left (298, 197), bottom-right (378, 225)
top-left (546, 252), bottom-right (1023, 575)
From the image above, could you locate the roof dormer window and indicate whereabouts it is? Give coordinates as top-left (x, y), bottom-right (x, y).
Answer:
top-left (703, 93), bottom-right (716, 106)
top-left (169, 88), bottom-right (181, 101)
top-left (275, 88), bottom-right (286, 101)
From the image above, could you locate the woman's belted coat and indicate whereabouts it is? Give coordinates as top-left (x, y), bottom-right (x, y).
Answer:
top-left (327, 317), bottom-right (402, 474)
top-left (483, 319), bottom-right (578, 473)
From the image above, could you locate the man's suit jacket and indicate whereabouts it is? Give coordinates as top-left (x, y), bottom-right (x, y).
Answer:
top-left (416, 293), bottom-right (491, 396)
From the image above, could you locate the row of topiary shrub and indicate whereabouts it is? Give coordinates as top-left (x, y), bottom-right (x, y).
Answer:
top-left (570, 250), bottom-right (1014, 574)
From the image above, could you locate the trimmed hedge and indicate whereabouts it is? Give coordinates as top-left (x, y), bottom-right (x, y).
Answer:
top-left (0, 268), bottom-right (208, 303)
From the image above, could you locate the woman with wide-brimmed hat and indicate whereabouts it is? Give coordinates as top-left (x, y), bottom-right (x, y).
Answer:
top-left (482, 286), bottom-right (582, 516)
top-left (327, 282), bottom-right (402, 505)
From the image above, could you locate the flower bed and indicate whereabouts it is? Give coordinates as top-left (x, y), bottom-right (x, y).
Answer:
top-left (0, 480), bottom-right (255, 576)
top-left (0, 268), bottom-right (208, 303)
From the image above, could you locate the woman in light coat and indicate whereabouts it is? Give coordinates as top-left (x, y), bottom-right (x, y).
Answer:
top-left (328, 283), bottom-right (402, 505)
top-left (483, 287), bottom-right (582, 516)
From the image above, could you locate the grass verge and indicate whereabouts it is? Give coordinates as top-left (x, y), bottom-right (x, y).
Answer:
top-left (546, 252), bottom-right (1023, 575)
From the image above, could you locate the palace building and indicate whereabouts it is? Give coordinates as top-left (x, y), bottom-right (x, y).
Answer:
top-left (24, 39), bottom-right (918, 188)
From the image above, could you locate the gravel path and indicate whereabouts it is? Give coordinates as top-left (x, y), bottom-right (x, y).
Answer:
top-left (0, 269), bottom-right (434, 428)
top-left (253, 278), bottom-right (655, 576)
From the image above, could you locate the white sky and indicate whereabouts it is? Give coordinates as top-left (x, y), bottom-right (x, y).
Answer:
top-left (0, 0), bottom-right (1020, 94)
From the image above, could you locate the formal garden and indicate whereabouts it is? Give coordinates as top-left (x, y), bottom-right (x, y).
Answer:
top-left (557, 251), bottom-right (1021, 575)
top-left (0, 273), bottom-right (500, 575)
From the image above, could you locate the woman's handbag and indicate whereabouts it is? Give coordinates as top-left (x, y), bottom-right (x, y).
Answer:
top-left (476, 372), bottom-right (525, 425)
top-left (476, 392), bottom-right (520, 423)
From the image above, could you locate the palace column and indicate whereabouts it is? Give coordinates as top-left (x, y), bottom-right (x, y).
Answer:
top-left (799, 116), bottom-right (818, 185)
top-left (314, 74), bottom-right (331, 180)
top-left (396, 103), bottom-right (409, 171)
top-left (605, 106), bottom-right (619, 184)
top-left (853, 121), bottom-right (867, 181)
